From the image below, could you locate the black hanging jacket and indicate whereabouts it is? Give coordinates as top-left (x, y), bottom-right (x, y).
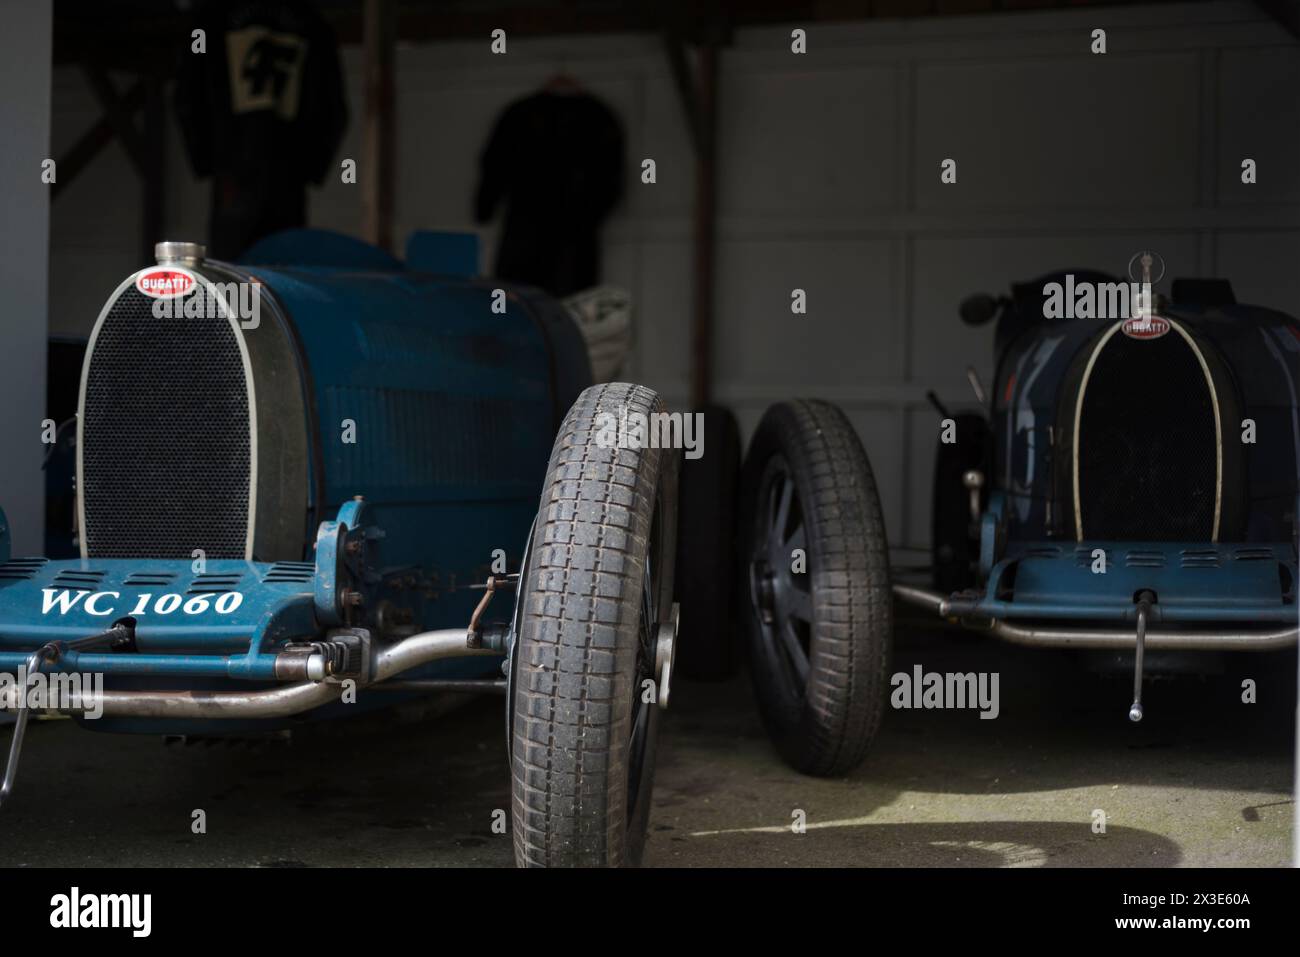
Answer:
top-left (475, 90), bottom-right (625, 297)
top-left (175, 0), bottom-right (348, 258)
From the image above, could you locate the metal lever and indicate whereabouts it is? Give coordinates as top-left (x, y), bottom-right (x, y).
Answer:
top-left (1129, 591), bottom-right (1156, 722)
top-left (966, 366), bottom-right (987, 406)
top-left (0, 648), bottom-right (46, 810)
top-left (466, 574), bottom-right (519, 651)
top-left (0, 623), bottom-right (132, 810)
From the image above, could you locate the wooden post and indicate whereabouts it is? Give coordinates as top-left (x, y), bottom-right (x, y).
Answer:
top-left (667, 32), bottom-right (721, 410)
top-left (690, 43), bottom-right (718, 410)
top-left (361, 0), bottom-right (395, 251)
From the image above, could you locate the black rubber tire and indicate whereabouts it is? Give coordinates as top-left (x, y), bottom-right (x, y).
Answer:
top-left (673, 404), bottom-right (742, 679)
top-left (931, 412), bottom-right (988, 593)
top-left (739, 400), bottom-right (892, 777)
top-left (510, 382), bottom-right (678, 867)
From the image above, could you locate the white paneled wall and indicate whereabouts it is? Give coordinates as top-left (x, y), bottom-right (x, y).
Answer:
top-left (47, 1), bottom-right (1300, 550)
top-left (0, 0), bottom-right (51, 554)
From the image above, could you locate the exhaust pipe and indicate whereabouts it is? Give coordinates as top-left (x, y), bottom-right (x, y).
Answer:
top-left (892, 583), bottom-right (1298, 650)
top-left (0, 629), bottom-right (498, 720)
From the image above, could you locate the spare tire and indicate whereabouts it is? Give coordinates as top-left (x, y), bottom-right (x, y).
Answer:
top-left (673, 404), bottom-right (742, 679)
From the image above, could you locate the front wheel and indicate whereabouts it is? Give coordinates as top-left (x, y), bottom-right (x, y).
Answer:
top-left (739, 400), bottom-right (892, 776)
top-left (510, 382), bottom-right (678, 867)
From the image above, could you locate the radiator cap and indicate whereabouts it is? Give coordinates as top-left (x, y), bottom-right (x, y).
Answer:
top-left (155, 241), bottom-right (205, 267)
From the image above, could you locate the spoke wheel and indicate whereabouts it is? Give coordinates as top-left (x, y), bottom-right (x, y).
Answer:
top-left (739, 400), bottom-right (893, 777)
top-left (749, 459), bottom-right (814, 700)
top-left (625, 498), bottom-right (665, 840)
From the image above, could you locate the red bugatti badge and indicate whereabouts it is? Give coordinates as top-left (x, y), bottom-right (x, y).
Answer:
top-left (1121, 315), bottom-right (1170, 340)
top-left (136, 268), bottom-right (195, 299)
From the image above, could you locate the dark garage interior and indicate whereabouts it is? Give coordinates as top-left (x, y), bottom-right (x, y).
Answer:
top-left (0, 0), bottom-right (1297, 899)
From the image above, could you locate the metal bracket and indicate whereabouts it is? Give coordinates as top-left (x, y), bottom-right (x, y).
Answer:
top-left (320, 628), bottom-right (372, 683)
top-left (279, 628), bottom-right (372, 683)
top-left (314, 497), bottom-right (386, 627)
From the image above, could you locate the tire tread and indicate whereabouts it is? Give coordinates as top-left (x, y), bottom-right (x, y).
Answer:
top-left (511, 382), bottom-right (669, 866)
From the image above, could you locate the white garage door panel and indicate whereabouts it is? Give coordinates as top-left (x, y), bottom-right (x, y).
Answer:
top-left (635, 239), bottom-right (694, 400)
top-left (398, 85), bottom-right (519, 230)
top-left (914, 53), bottom-right (1201, 210)
top-left (719, 67), bottom-right (900, 216)
top-left (307, 51), bottom-right (364, 237)
top-left (626, 76), bottom-right (695, 220)
top-left (842, 406), bottom-right (906, 545)
top-left (906, 406), bottom-right (949, 554)
top-left (713, 238), bottom-right (897, 388)
top-left (1216, 47), bottom-right (1300, 206)
top-left (1215, 231), bottom-right (1300, 314)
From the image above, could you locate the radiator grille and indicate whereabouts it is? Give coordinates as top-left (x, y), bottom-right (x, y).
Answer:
top-left (1076, 326), bottom-right (1218, 541)
top-left (81, 284), bottom-right (252, 559)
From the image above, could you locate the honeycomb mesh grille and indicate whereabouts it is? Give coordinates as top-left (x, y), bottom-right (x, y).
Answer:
top-left (1076, 327), bottom-right (1218, 541)
top-left (82, 285), bottom-right (251, 558)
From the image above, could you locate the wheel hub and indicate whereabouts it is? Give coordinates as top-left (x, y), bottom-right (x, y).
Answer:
top-left (752, 559), bottom-right (777, 625)
top-left (653, 603), bottom-right (680, 709)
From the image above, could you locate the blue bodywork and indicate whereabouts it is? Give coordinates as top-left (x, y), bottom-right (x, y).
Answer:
top-left (945, 273), bottom-right (1298, 632)
top-left (958, 507), bottom-right (1295, 625)
top-left (0, 229), bottom-right (592, 730)
top-left (0, 554), bottom-right (314, 680)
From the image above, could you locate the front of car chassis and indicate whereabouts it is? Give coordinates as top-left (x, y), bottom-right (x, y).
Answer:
top-left (892, 494), bottom-right (1300, 721)
top-left (0, 496), bottom-right (515, 809)
top-left (0, 507), bottom-right (680, 832)
top-left (0, 537), bottom-right (679, 808)
top-left (0, 382), bottom-right (683, 869)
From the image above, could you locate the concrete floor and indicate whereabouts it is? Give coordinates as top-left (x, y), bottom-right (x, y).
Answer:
top-left (1, 619), bottom-right (1294, 867)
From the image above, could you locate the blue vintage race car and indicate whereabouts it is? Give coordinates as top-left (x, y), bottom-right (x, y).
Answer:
top-left (739, 264), bottom-right (1298, 775)
top-left (0, 231), bottom-right (680, 867)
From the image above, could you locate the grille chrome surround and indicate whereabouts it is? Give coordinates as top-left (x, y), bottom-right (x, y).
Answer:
top-left (77, 271), bottom-right (257, 560)
top-left (1072, 317), bottom-right (1222, 542)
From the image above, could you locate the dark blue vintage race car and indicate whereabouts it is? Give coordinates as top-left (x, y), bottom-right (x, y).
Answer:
top-left (739, 265), bottom-right (1299, 775)
top-left (0, 231), bottom-right (680, 867)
